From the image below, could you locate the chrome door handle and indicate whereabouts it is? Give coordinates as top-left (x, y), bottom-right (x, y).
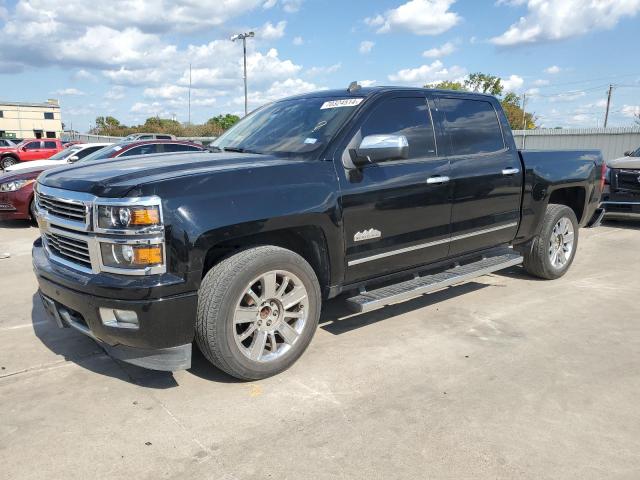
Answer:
top-left (502, 168), bottom-right (520, 176)
top-left (426, 176), bottom-right (450, 185)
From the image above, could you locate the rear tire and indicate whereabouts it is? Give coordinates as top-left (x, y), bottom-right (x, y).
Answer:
top-left (523, 204), bottom-right (579, 280)
top-left (196, 245), bottom-right (321, 380)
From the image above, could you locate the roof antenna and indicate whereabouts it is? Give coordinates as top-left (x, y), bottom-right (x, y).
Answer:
top-left (347, 81), bottom-right (361, 93)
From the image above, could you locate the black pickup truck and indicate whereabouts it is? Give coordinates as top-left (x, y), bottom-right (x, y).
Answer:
top-left (32, 85), bottom-right (605, 380)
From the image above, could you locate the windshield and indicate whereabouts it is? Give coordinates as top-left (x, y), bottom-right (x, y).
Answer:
top-left (79, 143), bottom-right (126, 162)
top-left (212, 97), bottom-right (364, 157)
top-left (633, 147), bottom-right (640, 157)
top-left (48, 147), bottom-right (80, 161)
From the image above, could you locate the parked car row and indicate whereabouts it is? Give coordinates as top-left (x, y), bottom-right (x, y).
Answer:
top-left (0, 139), bottom-right (207, 221)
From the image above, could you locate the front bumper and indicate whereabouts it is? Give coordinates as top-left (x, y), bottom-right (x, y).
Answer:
top-left (33, 239), bottom-right (198, 371)
top-left (0, 188), bottom-right (32, 220)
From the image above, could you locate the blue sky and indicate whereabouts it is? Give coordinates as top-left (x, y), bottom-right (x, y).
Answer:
top-left (1, 0), bottom-right (639, 131)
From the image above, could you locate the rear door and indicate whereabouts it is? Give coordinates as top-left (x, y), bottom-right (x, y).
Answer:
top-left (42, 141), bottom-right (59, 159)
top-left (435, 96), bottom-right (522, 256)
top-left (337, 94), bottom-right (452, 283)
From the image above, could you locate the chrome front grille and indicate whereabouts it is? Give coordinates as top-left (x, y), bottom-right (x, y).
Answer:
top-left (44, 231), bottom-right (92, 269)
top-left (615, 169), bottom-right (640, 194)
top-left (37, 191), bottom-right (88, 224)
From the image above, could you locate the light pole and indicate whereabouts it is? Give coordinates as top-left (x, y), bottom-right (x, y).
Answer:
top-left (231, 31), bottom-right (254, 116)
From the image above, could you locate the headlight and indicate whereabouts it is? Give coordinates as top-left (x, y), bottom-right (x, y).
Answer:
top-left (0, 179), bottom-right (33, 192)
top-left (100, 242), bottom-right (164, 270)
top-left (96, 204), bottom-right (161, 230)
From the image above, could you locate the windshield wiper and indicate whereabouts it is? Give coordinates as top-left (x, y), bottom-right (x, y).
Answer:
top-left (221, 146), bottom-right (263, 155)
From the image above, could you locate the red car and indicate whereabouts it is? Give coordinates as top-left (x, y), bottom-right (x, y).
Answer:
top-left (0, 139), bottom-right (207, 221)
top-left (0, 138), bottom-right (65, 169)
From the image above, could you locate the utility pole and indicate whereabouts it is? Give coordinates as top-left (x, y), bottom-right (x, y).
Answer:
top-left (188, 63), bottom-right (192, 125)
top-left (231, 31), bottom-right (255, 116)
top-left (603, 84), bottom-right (613, 128)
top-left (521, 93), bottom-right (527, 149)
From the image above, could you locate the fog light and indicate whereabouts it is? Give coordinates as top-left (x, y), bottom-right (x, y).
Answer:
top-left (99, 308), bottom-right (139, 329)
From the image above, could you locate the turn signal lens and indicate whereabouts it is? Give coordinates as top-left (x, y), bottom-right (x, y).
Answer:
top-left (131, 208), bottom-right (160, 226)
top-left (100, 243), bottom-right (164, 269)
top-left (133, 246), bottom-right (163, 265)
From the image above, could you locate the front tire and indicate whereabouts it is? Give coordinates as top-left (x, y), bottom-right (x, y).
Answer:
top-left (522, 204), bottom-right (579, 280)
top-left (1, 156), bottom-right (18, 170)
top-left (196, 246), bottom-right (321, 380)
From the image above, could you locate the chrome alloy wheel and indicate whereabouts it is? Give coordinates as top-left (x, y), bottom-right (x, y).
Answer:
top-left (548, 217), bottom-right (575, 269)
top-left (233, 270), bottom-right (309, 362)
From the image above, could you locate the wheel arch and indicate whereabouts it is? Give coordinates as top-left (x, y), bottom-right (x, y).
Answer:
top-left (547, 186), bottom-right (587, 224)
top-left (200, 225), bottom-right (332, 297)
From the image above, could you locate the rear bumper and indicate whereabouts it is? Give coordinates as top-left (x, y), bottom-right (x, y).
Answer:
top-left (33, 240), bottom-right (198, 371)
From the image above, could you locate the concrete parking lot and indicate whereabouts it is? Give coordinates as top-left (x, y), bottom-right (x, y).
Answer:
top-left (1, 220), bottom-right (639, 480)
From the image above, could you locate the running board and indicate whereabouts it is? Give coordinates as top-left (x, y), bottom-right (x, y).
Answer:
top-left (346, 250), bottom-right (523, 313)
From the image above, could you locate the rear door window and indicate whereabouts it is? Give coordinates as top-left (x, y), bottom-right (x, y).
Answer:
top-left (438, 98), bottom-right (505, 156)
top-left (76, 146), bottom-right (104, 159)
top-left (119, 144), bottom-right (160, 157)
top-left (43, 141), bottom-right (57, 149)
top-left (359, 97), bottom-right (436, 160)
top-left (161, 143), bottom-right (203, 153)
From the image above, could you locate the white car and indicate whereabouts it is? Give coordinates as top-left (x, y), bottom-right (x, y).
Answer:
top-left (4, 143), bottom-right (113, 173)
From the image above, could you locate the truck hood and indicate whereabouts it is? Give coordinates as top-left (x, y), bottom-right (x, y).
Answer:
top-left (38, 152), bottom-right (307, 197)
top-left (607, 156), bottom-right (640, 170)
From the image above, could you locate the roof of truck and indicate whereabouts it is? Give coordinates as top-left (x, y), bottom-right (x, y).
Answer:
top-left (285, 85), bottom-right (496, 101)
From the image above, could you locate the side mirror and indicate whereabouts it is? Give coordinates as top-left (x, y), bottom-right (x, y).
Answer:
top-left (68, 156), bottom-right (79, 163)
top-left (350, 134), bottom-right (409, 167)
top-left (21, 146), bottom-right (27, 152)
top-left (624, 150), bottom-right (632, 156)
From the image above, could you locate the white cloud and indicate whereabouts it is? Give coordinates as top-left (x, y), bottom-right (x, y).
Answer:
top-left (359, 80), bottom-right (377, 87)
top-left (5, 0), bottom-right (264, 34)
top-left (260, 20), bottom-right (287, 40)
top-left (492, 0), bottom-right (640, 46)
top-left (53, 87), bottom-right (85, 96)
top-left (263, 0), bottom-right (277, 8)
top-left (143, 85), bottom-right (190, 99)
top-left (73, 69), bottom-right (96, 81)
top-left (545, 65), bottom-right (561, 74)
top-left (388, 60), bottom-right (466, 85)
top-left (365, 0), bottom-right (461, 35)
top-left (359, 40), bottom-right (375, 54)
top-left (621, 105), bottom-right (640, 118)
top-left (422, 41), bottom-right (456, 58)
top-left (306, 63), bottom-right (342, 76)
top-left (282, 0), bottom-right (303, 13)
top-left (501, 74), bottom-right (524, 92)
top-left (533, 78), bottom-right (550, 86)
top-left (104, 86), bottom-right (126, 100)
top-left (239, 78), bottom-right (322, 108)
top-left (293, 36), bottom-right (304, 45)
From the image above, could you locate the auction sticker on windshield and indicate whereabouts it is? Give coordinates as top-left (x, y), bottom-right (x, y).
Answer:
top-left (320, 99), bottom-right (363, 109)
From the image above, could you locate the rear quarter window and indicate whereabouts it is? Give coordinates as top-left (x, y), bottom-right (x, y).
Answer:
top-left (439, 98), bottom-right (505, 156)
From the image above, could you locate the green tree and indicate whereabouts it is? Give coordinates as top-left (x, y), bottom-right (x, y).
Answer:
top-left (464, 72), bottom-right (503, 96)
top-left (426, 80), bottom-right (465, 91)
top-left (207, 114), bottom-right (240, 130)
top-left (500, 92), bottom-right (537, 130)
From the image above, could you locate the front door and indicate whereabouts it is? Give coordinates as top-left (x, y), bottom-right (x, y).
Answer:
top-left (21, 140), bottom-right (43, 161)
top-left (337, 95), bottom-right (452, 284)
top-left (435, 96), bottom-right (522, 256)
